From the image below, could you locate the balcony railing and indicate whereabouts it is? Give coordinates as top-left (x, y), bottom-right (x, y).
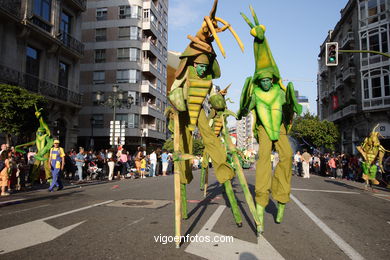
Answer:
top-left (0, 0), bottom-right (21, 18)
top-left (30, 15), bottom-right (52, 33)
top-left (342, 104), bottom-right (357, 117)
top-left (342, 67), bottom-right (356, 81)
top-left (0, 64), bottom-right (82, 106)
top-left (71, 0), bottom-right (86, 10)
top-left (141, 124), bottom-right (157, 131)
top-left (58, 31), bottom-right (84, 55)
top-left (341, 32), bottom-right (354, 48)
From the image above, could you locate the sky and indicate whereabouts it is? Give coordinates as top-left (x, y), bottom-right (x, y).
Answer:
top-left (167, 0), bottom-right (349, 118)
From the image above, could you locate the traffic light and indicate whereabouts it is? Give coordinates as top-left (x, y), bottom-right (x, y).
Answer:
top-left (325, 42), bottom-right (338, 66)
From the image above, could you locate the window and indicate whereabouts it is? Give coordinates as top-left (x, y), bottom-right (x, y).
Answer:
top-left (117, 48), bottom-right (139, 61)
top-left (92, 114), bottom-right (104, 128)
top-left (117, 48), bottom-right (129, 60)
top-left (130, 27), bottom-right (140, 40)
top-left (131, 5), bottom-right (142, 19)
top-left (116, 70), bottom-right (139, 83)
top-left (96, 7), bottom-right (107, 21)
top-left (119, 6), bottom-right (131, 19)
top-left (128, 91), bottom-right (140, 106)
top-left (372, 77), bottom-right (382, 98)
top-left (157, 79), bottom-right (162, 92)
top-left (384, 75), bottom-right (390, 96)
top-left (118, 26), bottom-right (130, 39)
top-left (60, 12), bottom-right (71, 34)
top-left (93, 71), bottom-right (105, 84)
top-left (95, 28), bottom-right (106, 41)
top-left (58, 62), bottom-right (69, 88)
top-left (130, 48), bottom-right (139, 61)
top-left (26, 46), bottom-right (39, 77)
top-left (95, 49), bottom-right (105, 63)
top-left (115, 114), bottom-right (128, 124)
top-left (128, 114), bottom-right (139, 128)
top-left (143, 9), bottom-right (149, 21)
top-left (33, 0), bottom-right (51, 21)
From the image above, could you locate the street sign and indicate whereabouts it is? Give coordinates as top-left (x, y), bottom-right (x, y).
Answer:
top-left (110, 120), bottom-right (126, 145)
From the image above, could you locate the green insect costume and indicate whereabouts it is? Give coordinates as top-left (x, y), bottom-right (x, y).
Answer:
top-left (357, 124), bottom-right (389, 189)
top-left (15, 105), bottom-right (54, 182)
top-left (166, 0), bottom-right (265, 247)
top-left (238, 6), bottom-right (302, 232)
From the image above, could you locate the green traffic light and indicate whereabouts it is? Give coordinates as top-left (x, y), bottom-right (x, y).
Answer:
top-left (329, 57), bottom-right (335, 62)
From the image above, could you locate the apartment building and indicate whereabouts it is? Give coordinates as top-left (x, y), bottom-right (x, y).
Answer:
top-left (79, 0), bottom-right (168, 150)
top-left (317, 0), bottom-right (390, 153)
top-left (236, 114), bottom-right (257, 151)
top-left (0, 0), bottom-right (85, 150)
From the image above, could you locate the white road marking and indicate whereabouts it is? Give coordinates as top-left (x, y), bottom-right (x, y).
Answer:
top-left (290, 194), bottom-right (364, 260)
top-left (0, 198), bottom-right (26, 206)
top-left (40, 200), bottom-right (114, 221)
top-left (0, 200), bottom-right (113, 254)
top-left (371, 195), bottom-right (390, 202)
top-left (292, 188), bottom-right (359, 194)
top-left (372, 193), bottom-right (390, 197)
top-left (117, 217), bottom-right (145, 232)
top-left (0, 204), bottom-right (50, 217)
top-left (185, 205), bottom-right (285, 260)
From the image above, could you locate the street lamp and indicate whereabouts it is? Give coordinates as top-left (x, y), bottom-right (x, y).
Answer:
top-left (140, 128), bottom-right (144, 148)
top-left (95, 85), bottom-right (134, 148)
top-left (90, 117), bottom-right (95, 149)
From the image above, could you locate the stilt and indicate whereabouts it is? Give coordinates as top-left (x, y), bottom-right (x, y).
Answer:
top-left (222, 115), bottom-right (261, 228)
top-left (181, 183), bottom-right (188, 219)
top-left (224, 181), bottom-right (242, 226)
top-left (173, 111), bottom-right (181, 248)
top-left (203, 166), bottom-right (208, 198)
top-left (256, 203), bottom-right (265, 234)
top-left (275, 202), bottom-right (285, 224)
top-left (200, 166), bottom-right (206, 190)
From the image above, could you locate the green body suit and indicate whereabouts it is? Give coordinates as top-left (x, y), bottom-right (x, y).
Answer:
top-left (238, 7), bottom-right (302, 227)
top-left (15, 106), bottom-right (54, 182)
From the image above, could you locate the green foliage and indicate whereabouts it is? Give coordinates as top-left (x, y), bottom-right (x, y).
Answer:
top-left (162, 138), bottom-right (174, 152)
top-left (0, 84), bottom-right (45, 141)
top-left (162, 137), bottom-right (205, 155)
top-left (291, 113), bottom-right (339, 151)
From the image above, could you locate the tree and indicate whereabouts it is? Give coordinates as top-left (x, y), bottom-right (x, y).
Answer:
top-left (162, 137), bottom-right (205, 155)
top-left (291, 113), bottom-right (339, 151)
top-left (0, 84), bottom-right (46, 145)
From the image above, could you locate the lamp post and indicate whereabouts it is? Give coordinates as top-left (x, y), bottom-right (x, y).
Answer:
top-left (90, 117), bottom-right (95, 149)
top-left (140, 128), bottom-right (144, 148)
top-left (95, 85), bottom-right (134, 148)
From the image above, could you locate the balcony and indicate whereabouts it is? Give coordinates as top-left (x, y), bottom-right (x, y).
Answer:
top-left (342, 67), bottom-right (356, 81)
top-left (0, 64), bottom-right (82, 107)
top-left (141, 80), bottom-right (159, 97)
top-left (320, 90), bottom-right (329, 101)
top-left (335, 78), bottom-right (344, 89)
top-left (68, 0), bottom-right (87, 11)
top-left (341, 32), bottom-right (354, 48)
top-left (0, 0), bottom-right (21, 19)
top-left (29, 15), bottom-right (53, 33)
top-left (142, 59), bottom-right (159, 77)
top-left (57, 31), bottom-right (84, 56)
top-left (141, 103), bottom-right (162, 118)
top-left (142, 38), bottom-right (160, 57)
top-left (319, 64), bottom-right (328, 76)
top-left (342, 104), bottom-right (357, 117)
top-left (327, 110), bottom-right (343, 122)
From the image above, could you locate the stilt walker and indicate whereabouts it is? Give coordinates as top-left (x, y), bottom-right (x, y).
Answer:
top-left (166, 0), bottom-right (264, 247)
top-left (357, 124), bottom-right (389, 191)
top-left (238, 6), bottom-right (302, 233)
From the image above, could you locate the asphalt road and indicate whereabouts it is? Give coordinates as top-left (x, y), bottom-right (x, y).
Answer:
top-left (0, 169), bottom-right (389, 260)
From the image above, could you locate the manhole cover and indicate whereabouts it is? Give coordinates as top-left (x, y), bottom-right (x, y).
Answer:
top-left (106, 199), bottom-right (171, 209)
top-left (123, 201), bottom-right (153, 206)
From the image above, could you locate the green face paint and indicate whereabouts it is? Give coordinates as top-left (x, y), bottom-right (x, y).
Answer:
top-left (259, 78), bottom-right (272, 91)
top-left (195, 63), bottom-right (208, 78)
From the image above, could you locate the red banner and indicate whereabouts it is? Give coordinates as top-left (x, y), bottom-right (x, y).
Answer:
top-left (332, 95), bottom-right (339, 110)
